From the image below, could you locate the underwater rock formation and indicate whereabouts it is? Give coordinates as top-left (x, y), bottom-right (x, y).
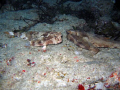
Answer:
top-left (67, 29), bottom-right (120, 53)
top-left (94, 17), bottom-right (120, 41)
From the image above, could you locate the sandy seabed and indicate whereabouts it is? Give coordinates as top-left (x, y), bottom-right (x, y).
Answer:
top-left (0, 9), bottom-right (120, 90)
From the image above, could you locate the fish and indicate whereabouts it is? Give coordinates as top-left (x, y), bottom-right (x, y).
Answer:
top-left (5, 31), bottom-right (62, 50)
top-left (67, 30), bottom-right (120, 53)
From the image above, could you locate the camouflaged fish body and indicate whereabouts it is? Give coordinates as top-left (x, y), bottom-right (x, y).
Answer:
top-left (7, 31), bottom-right (62, 48)
top-left (21, 31), bottom-right (62, 47)
top-left (67, 30), bottom-right (120, 53)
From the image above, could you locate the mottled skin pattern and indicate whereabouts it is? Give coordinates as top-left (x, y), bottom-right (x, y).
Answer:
top-left (28, 31), bottom-right (62, 47)
top-left (5, 31), bottom-right (62, 50)
top-left (67, 30), bottom-right (120, 53)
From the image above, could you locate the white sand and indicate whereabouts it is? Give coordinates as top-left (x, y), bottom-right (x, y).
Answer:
top-left (0, 9), bottom-right (120, 90)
